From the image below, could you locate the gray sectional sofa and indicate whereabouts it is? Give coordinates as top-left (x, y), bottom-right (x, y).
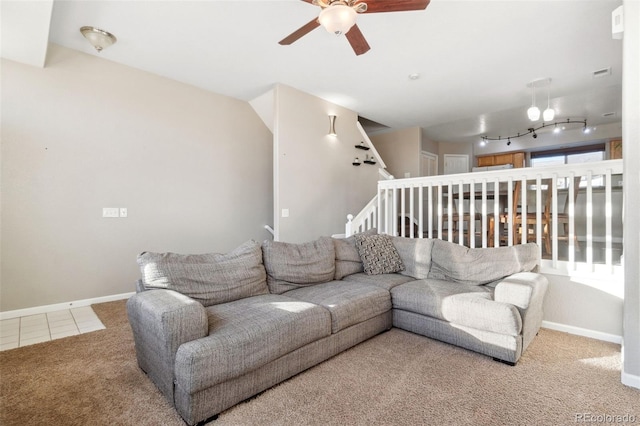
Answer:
top-left (127, 233), bottom-right (548, 425)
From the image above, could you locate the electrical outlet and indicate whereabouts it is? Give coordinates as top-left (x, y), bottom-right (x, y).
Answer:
top-left (120, 208), bottom-right (128, 218)
top-left (102, 208), bottom-right (119, 218)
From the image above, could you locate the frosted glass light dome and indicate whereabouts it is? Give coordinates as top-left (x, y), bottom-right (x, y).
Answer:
top-left (319, 4), bottom-right (357, 35)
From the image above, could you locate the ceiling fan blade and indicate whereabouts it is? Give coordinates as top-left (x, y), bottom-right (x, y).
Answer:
top-left (362, 0), bottom-right (430, 13)
top-left (345, 24), bottom-right (370, 56)
top-left (279, 18), bottom-right (321, 45)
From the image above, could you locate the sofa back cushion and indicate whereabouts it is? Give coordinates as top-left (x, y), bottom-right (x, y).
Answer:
top-left (390, 236), bottom-right (434, 279)
top-left (262, 237), bottom-right (335, 294)
top-left (333, 229), bottom-right (377, 280)
top-left (428, 239), bottom-right (539, 286)
top-left (137, 240), bottom-right (268, 306)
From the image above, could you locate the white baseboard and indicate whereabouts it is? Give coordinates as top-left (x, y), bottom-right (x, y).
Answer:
top-left (0, 292), bottom-right (134, 320)
top-left (622, 371), bottom-right (640, 390)
top-left (541, 320), bottom-right (622, 344)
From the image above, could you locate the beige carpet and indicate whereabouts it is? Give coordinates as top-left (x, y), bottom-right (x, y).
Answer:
top-left (1, 300), bottom-right (638, 426)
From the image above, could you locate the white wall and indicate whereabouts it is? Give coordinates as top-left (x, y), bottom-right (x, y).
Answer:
top-left (0, 45), bottom-right (273, 311)
top-left (622, 0), bottom-right (640, 387)
top-left (543, 273), bottom-right (624, 339)
top-left (274, 84), bottom-right (379, 243)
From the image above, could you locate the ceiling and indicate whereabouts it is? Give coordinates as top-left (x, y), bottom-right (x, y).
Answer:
top-left (4, 0), bottom-right (623, 145)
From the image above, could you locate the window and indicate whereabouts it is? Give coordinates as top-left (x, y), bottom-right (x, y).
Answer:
top-left (531, 145), bottom-right (605, 188)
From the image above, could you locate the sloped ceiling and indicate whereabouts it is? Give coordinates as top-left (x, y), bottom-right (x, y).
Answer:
top-left (2, 0), bottom-right (623, 145)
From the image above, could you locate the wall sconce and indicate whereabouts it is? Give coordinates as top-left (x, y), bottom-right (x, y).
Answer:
top-left (328, 115), bottom-right (337, 136)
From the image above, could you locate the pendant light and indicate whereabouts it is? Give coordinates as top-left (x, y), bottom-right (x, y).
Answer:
top-left (527, 84), bottom-right (540, 121)
top-left (543, 83), bottom-right (555, 122)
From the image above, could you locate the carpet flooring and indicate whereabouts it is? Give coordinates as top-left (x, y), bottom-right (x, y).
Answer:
top-left (1, 300), bottom-right (638, 426)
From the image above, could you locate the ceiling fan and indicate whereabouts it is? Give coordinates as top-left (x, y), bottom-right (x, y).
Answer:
top-left (279, 0), bottom-right (431, 56)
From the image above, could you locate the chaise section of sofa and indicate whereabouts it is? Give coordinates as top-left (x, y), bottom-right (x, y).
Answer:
top-left (388, 239), bottom-right (547, 364)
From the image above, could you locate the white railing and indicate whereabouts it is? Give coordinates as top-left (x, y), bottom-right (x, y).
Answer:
top-left (347, 160), bottom-right (623, 276)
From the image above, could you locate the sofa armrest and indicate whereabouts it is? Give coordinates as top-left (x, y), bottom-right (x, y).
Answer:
top-left (494, 272), bottom-right (548, 350)
top-left (126, 289), bottom-right (208, 402)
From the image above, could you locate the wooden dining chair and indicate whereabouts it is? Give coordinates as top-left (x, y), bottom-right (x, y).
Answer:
top-left (555, 176), bottom-right (582, 251)
top-left (439, 190), bottom-right (483, 246)
top-left (497, 179), bottom-right (552, 253)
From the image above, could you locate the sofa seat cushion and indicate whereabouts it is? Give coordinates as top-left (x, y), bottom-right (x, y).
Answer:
top-left (391, 280), bottom-right (522, 336)
top-left (284, 281), bottom-right (391, 333)
top-left (174, 294), bottom-right (331, 394)
top-left (342, 272), bottom-right (415, 291)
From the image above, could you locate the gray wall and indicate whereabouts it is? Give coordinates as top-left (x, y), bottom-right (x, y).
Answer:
top-left (1, 45), bottom-right (273, 311)
top-left (370, 127), bottom-right (421, 179)
top-left (274, 84), bottom-right (379, 243)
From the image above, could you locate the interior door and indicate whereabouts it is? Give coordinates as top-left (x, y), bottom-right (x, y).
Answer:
top-left (444, 154), bottom-right (469, 175)
top-left (420, 151), bottom-right (438, 177)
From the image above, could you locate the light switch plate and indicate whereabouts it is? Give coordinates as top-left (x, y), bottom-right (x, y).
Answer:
top-left (102, 208), bottom-right (119, 218)
top-left (281, 209), bottom-right (289, 218)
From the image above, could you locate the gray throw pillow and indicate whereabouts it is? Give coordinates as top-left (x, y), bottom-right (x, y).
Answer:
top-left (137, 240), bottom-right (268, 307)
top-left (428, 239), bottom-right (540, 286)
top-left (262, 237), bottom-right (336, 294)
top-left (354, 234), bottom-right (405, 275)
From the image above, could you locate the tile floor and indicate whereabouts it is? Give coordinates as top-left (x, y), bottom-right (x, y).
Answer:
top-left (0, 306), bottom-right (105, 351)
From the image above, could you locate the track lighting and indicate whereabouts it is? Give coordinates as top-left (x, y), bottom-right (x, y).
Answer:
top-left (481, 119), bottom-right (587, 146)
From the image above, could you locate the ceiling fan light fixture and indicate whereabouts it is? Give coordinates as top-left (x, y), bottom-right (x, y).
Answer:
top-left (319, 4), bottom-right (357, 35)
top-left (80, 26), bottom-right (117, 52)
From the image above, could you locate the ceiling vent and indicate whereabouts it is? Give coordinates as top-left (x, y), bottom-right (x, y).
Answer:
top-left (592, 67), bottom-right (612, 78)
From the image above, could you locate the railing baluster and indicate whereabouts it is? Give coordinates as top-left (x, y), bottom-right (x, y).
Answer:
top-left (507, 179), bottom-right (513, 246)
top-left (458, 182), bottom-right (464, 245)
top-left (605, 169), bottom-right (613, 271)
top-left (586, 171), bottom-right (593, 268)
top-left (409, 185), bottom-right (415, 238)
top-left (438, 183), bottom-right (443, 240)
top-left (521, 177), bottom-right (527, 244)
top-left (428, 184), bottom-right (434, 239)
top-left (393, 188), bottom-right (398, 236)
top-left (568, 172), bottom-right (576, 268)
top-left (418, 184), bottom-right (424, 238)
top-left (535, 175), bottom-right (542, 260)
top-left (552, 174), bottom-right (559, 267)
top-left (493, 178), bottom-right (500, 247)
top-left (481, 180), bottom-right (487, 248)
top-left (447, 183), bottom-right (453, 242)
top-left (400, 186), bottom-right (406, 237)
top-left (470, 180), bottom-right (476, 248)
